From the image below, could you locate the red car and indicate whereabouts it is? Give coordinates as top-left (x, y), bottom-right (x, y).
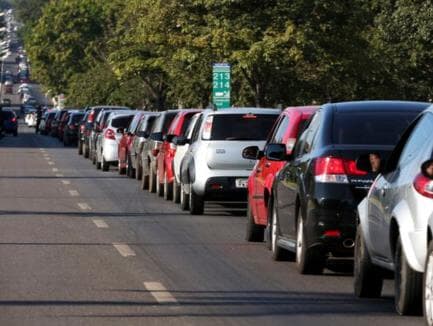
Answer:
top-left (156, 109), bottom-right (201, 200)
top-left (118, 111), bottom-right (146, 175)
top-left (245, 106), bottom-right (318, 242)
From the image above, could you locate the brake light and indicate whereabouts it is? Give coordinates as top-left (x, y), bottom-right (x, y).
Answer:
top-left (414, 174), bottom-right (433, 199)
top-left (202, 116), bottom-right (213, 140)
top-left (11, 117), bottom-right (16, 123)
top-left (80, 125), bottom-right (85, 132)
top-left (323, 230), bottom-right (341, 238)
top-left (314, 157), bottom-right (367, 184)
top-left (104, 129), bottom-right (115, 140)
top-left (151, 149), bottom-right (159, 157)
top-left (242, 113), bottom-right (257, 119)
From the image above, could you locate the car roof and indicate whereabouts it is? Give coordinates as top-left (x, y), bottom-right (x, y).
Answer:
top-left (91, 105), bottom-right (130, 110)
top-left (325, 100), bottom-right (431, 113)
top-left (204, 107), bottom-right (280, 115)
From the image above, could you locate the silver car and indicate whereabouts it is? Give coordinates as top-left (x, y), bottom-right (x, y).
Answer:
top-left (355, 105), bottom-right (433, 318)
top-left (179, 108), bottom-right (280, 215)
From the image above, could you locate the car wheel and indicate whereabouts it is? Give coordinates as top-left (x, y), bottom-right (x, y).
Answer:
top-left (353, 225), bottom-right (383, 298)
top-left (163, 172), bottom-right (172, 201)
top-left (172, 177), bottom-right (180, 204)
top-left (135, 158), bottom-right (142, 180)
top-left (141, 165), bottom-right (149, 190)
top-left (118, 160), bottom-right (126, 175)
top-left (13, 131), bottom-right (18, 137)
top-left (189, 185), bottom-right (204, 215)
top-left (127, 155), bottom-right (135, 178)
top-left (270, 201), bottom-right (291, 261)
top-left (245, 199), bottom-right (264, 242)
top-left (64, 136), bottom-right (69, 146)
top-left (78, 140), bottom-right (83, 155)
top-left (394, 236), bottom-right (422, 315)
top-left (180, 183), bottom-right (189, 211)
top-left (424, 241), bottom-right (433, 325)
top-left (156, 170), bottom-right (163, 197)
top-left (92, 149), bottom-right (97, 165)
top-left (102, 156), bottom-right (109, 172)
top-left (295, 213), bottom-right (325, 274)
top-left (83, 143), bottom-right (89, 158)
top-left (148, 164), bottom-right (156, 193)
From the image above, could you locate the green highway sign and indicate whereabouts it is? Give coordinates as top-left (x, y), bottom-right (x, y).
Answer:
top-left (212, 63), bottom-right (231, 109)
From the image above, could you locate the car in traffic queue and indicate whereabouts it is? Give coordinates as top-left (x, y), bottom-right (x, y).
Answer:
top-left (267, 101), bottom-right (430, 275)
top-left (118, 111), bottom-right (146, 175)
top-left (63, 111), bottom-right (85, 146)
top-left (242, 106), bottom-right (318, 242)
top-left (140, 110), bottom-right (180, 192)
top-left (179, 107), bottom-right (280, 215)
top-left (77, 109), bottom-right (90, 155)
top-left (156, 109), bottom-right (201, 200)
top-left (1, 109), bottom-right (18, 136)
top-left (95, 112), bottom-right (135, 171)
top-left (129, 113), bottom-right (159, 180)
top-left (354, 104), bottom-right (433, 319)
top-left (89, 106), bottom-right (131, 164)
top-left (50, 110), bottom-right (69, 138)
top-left (172, 112), bottom-right (202, 206)
top-left (39, 111), bottom-right (57, 135)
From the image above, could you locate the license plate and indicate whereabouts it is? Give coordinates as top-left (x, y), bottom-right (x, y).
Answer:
top-left (235, 178), bottom-right (248, 188)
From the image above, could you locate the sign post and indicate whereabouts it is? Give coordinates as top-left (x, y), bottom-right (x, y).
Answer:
top-left (212, 63), bottom-right (230, 109)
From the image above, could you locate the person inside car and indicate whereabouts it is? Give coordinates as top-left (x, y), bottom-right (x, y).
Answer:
top-left (369, 152), bottom-right (381, 174)
top-left (422, 159), bottom-right (433, 179)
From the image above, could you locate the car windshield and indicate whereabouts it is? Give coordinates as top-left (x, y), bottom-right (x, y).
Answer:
top-left (207, 114), bottom-right (278, 141)
top-left (332, 111), bottom-right (420, 145)
top-left (112, 115), bottom-right (133, 128)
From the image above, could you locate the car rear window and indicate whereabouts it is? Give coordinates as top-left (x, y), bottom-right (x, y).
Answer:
top-left (205, 114), bottom-right (278, 141)
top-left (112, 115), bottom-right (133, 128)
top-left (162, 113), bottom-right (177, 134)
top-left (333, 111), bottom-right (419, 145)
top-left (71, 114), bottom-right (84, 123)
top-left (1, 111), bottom-right (14, 119)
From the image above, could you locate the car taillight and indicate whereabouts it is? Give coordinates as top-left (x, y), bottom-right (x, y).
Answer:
top-left (151, 149), bottom-right (159, 157)
top-left (414, 174), bottom-right (433, 199)
top-left (286, 138), bottom-right (296, 155)
top-left (80, 125), bottom-right (85, 132)
top-left (104, 129), bottom-right (115, 140)
top-left (202, 116), bottom-right (213, 140)
top-left (69, 124), bottom-right (76, 130)
top-left (88, 111), bottom-right (95, 123)
top-left (11, 117), bottom-right (16, 123)
top-left (314, 157), bottom-right (367, 184)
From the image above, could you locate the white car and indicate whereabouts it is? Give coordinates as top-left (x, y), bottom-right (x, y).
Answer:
top-left (24, 110), bottom-right (36, 127)
top-left (355, 105), bottom-right (433, 319)
top-left (96, 111), bottom-right (135, 171)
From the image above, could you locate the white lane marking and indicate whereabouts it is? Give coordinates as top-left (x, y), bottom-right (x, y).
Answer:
top-left (93, 219), bottom-right (109, 228)
top-left (69, 190), bottom-right (79, 197)
top-left (143, 282), bottom-right (177, 304)
top-left (48, 161), bottom-right (55, 165)
top-left (52, 168), bottom-right (59, 172)
top-left (56, 174), bottom-right (64, 177)
top-left (77, 203), bottom-right (91, 210)
top-left (61, 180), bottom-right (71, 185)
top-left (113, 243), bottom-right (136, 257)
top-left (39, 148), bottom-right (45, 151)
top-left (44, 156), bottom-right (50, 160)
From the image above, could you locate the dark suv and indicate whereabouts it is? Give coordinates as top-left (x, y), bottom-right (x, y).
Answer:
top-left (268, 101), bottom-right (430, 274)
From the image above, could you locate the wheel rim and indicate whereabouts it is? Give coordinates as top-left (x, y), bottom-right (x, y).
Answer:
top-left (271, 208), bottom-right (278, 253)
top-left (426, 251), bottom-right (433, 324)
top-left (296, 218), bottom-right (303, 264)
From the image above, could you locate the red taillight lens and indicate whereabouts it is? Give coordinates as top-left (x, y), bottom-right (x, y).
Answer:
top-left (414, 174), bottom-right (433, 199)
top-left (88, 111), bottom-right (95, 123)
top-left (11, 117), bottom-right (17, 123)
top-left (151, 149), bottom-right (159, 157)
top-left (202, 116), bottom-right (213, 140)
top-left (323, 230), bottom-right (341, 238)
top-left (314, 157), bottom-right (367, 184)
top-left (104, 129), bottom-right (115, 140)
top-left (80, 125), bottom-right (85, 132)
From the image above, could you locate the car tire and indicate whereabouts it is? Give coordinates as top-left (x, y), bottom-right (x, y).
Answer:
top-left (135, 158), bottom-right (142, 180)
top-left (245, 199), bottom-right (264, 242)
top-left (127, 155), bottom-right (135, 178)
top-left (180, 183), bottom-right (189, 211)
top-left (102, 156), bottom-right (109, 172)
top-left (295, 215), bottom-right (325, 274)
top-left (83, 143), bottom-right (89, 158)
top-left (163, 172), bottom-right (173, 201)
top-left (13, 131), bottom-right (17, 137)
top-left (172, 177), bottom-right (180, 204)
top-left (141, 165), bottom-right (149, 190)
top-left (118, 160), bottom-right (126, 175)
top-left (189, 185), bottom-right (204, 215)
top-left (148, 165), bottom-right (156, 193)
top-left (270, 200), bottom-right (292, 261)
top-left (92, 149), bottom-right (97, 165)
top-left (156, 171), bottom-right (163, 197)
top-left (353, 225), bottom-right (383, 298)
top-left (78, 140), bottom-right (83, 155)
top-left (423, 241), bottom-right (433, 325)
top-left (64, 136), bottom-right (69, 146)
top-left (394, 236), bottom-right (423, 315)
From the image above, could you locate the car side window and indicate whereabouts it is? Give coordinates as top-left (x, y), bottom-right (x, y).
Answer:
top-left (190, 115), bottom-right (204, 143)
top-left (185, 114), bottom-right (201, 139)
top-left (397, 113), bottom-right (433, 168)
top-left (270, 116), bottom-right (289, 144)
top-left (298, 112), bottom-right (321, 155)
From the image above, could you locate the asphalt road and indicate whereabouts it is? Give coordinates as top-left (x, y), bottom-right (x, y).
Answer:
top-left (0, 123), bottom-right (424, 326)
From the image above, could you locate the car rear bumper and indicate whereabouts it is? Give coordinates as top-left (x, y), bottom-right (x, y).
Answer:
top-left (203, 177), bottom-right (248, 202)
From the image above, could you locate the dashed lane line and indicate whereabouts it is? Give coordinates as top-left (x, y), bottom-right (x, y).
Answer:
top-left (69, 190), bottom-right (79, 197)
top-left (77, 203), bottom-right (91, 210)
top-left (56, 174), bottom-right (64, 177)
top-left (113, 243), bottom-right (136, 257)
top-left (48, 161), bottom-right (55, 165)
top-left (143, 282), bottom-right (177, 304)
top-left (61, 180), bottom-right (71, 185)
top-left (52, 168), bottom-right (59, 172)
top-left (93, 219), bottom-right (109, 228)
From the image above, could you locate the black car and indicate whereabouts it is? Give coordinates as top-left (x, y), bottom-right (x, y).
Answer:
top-left (63, 111), bottom-right (85, 146)
top-left (267, 101), bottom-right (430, 274)
top-left (1, 109), bottom-right (18, 136)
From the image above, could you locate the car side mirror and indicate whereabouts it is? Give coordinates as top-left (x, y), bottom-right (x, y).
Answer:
top-left (265, 143), bottom-right (290, 161)
top-left (165, 134), bottom-right (175, 143)
top-left (242, 146), bottom-right (260, 160)
top-left (173, 135), bottom-right (188, 146)
top-left (149, 132), bottom-right (163, 142)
